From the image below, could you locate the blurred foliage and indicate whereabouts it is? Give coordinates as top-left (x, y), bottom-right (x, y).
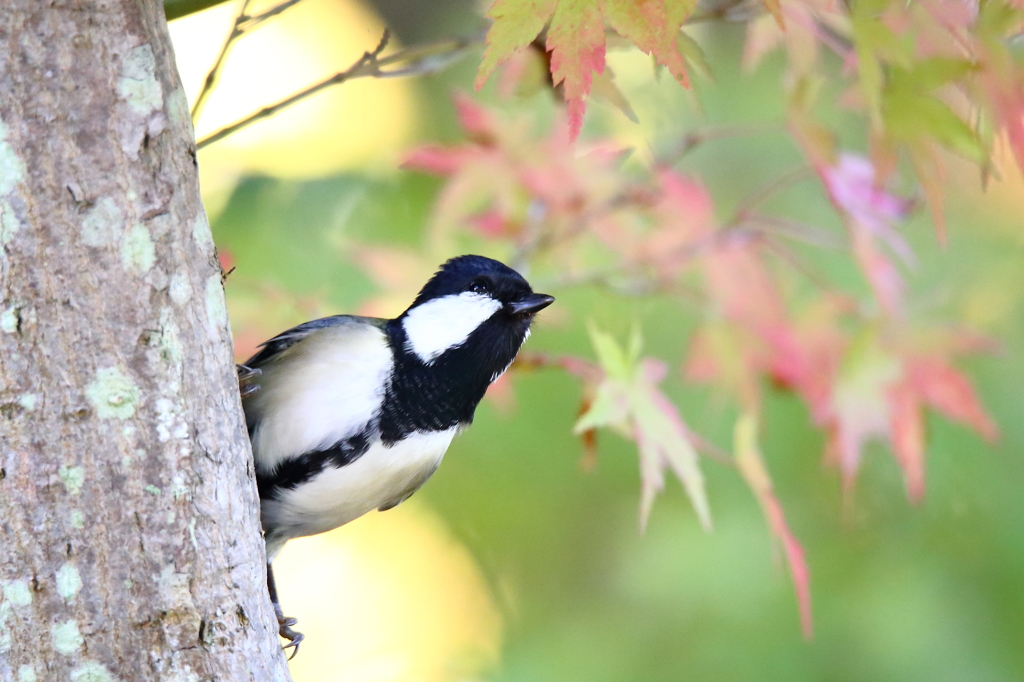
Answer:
top-left (171, 0), bottom-right (1024, 680)
top-left (165, 0), bottom-right (226, 21)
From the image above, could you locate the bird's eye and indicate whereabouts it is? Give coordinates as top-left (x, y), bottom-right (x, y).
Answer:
top-left (469, 278), bottom-right (490, 294)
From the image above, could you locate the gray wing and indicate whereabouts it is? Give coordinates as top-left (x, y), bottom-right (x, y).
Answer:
top-left (237, 315), bottom-right (386, 397)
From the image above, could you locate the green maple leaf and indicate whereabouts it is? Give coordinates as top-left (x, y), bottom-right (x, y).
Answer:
top-left (574, 323), bottom-right (712, 532)
top-left (476, 0), bottom-right (558, 89)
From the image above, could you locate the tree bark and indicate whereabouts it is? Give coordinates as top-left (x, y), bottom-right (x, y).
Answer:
top-left (0, 1), bottom-right (290, 680)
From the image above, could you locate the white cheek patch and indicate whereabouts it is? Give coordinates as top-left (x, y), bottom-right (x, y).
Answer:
top-left (402, 292), bottom-right (502, 364)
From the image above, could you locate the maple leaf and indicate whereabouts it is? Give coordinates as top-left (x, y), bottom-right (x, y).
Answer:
top-left (734, 412), bottom-right (812, 639)
top-left (642, 169), bottom-right (716, 275)
top-left (476, 0), bottom-right (699, 140)
top-left (477, 0), bottom-right (558, 90)
top-left (823, 324), bottom-right (998, 502)
top-left (685, 319), bottom-right (766, 411)
top-left (975, 16), bottom-right (1024, 182)
top-left (904, 356), bottom-right (999, 443)
top-left (770, 295), bottom-right (853, 426)
top-left (792, 116), bottom-right (915, 314)
top-left (404, 95), bottom-right (621, 240)
top-left (822, 154), bottom-right (914, 253)
top-left (657, 170), bottom-right (805, 412)
top-left (884, 353), bottom-right (999, 503)
top-left (547, 0), bottom-right (608, 140)
top-left (759, 0), bottom-right (785, 28)
top-left (826, 328), bottom-right (902, 493)
top-left (850, 226), bottom-right (905, 319)
top-left (603, 0), bottom-right (695, 87)
top-left (574, 324), bottom-right (712, 532)
top-left (820, 153), bottom-right (914, 317)
top-left (743, 1), bottom-right (825, 75)
top-left (742, 12), bottom-right (785, 73)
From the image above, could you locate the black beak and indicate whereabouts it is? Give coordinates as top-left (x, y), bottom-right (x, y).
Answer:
top-left (509, 293), bottom-right (555, 316)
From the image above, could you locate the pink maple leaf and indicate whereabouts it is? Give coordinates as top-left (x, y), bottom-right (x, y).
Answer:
top-left (735, 413), bottom-right (812, 639)
top-left (404, 95), bottom-right (622, 240)
top-left (820, 153), bottom-right (915, 316)
top-left (822, 325), bottom-right (998, 502)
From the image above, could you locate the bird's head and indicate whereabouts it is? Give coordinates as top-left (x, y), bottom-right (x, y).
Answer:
top-left (398, 255), bottom-right (554, 367)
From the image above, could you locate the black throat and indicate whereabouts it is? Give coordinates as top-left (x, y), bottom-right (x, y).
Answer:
top-left (378, 315), bottom-right (528, 445)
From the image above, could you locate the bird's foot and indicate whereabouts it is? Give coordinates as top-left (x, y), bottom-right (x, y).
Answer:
top-left (274, 603), bottom-right (304, 659)
top-left (237, 364), bottom-right (262, 397)
top-left (236, 363), bottom-right (262, 378)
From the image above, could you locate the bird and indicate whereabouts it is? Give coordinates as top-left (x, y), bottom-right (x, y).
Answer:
top-left (237, 254), bottom-right (554, 655)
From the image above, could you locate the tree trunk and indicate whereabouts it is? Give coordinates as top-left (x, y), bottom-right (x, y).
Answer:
top-left (0, 1), bottom-right (290, 680)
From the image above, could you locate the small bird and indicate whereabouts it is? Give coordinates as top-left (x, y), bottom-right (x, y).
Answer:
top-left (238, 255), bottom-right (554, 654)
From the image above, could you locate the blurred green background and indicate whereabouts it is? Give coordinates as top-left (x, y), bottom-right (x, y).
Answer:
top-left (170, 1), bottom-right (1024, 680)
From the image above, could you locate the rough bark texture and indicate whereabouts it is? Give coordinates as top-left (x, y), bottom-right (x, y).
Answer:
top-left (0, 1), bottom-right (291, 680)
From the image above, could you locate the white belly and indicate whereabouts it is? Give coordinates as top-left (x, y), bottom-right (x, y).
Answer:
top-left (262, 429), bottom-right (457, 556)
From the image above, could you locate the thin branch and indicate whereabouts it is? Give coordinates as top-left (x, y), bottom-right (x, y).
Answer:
top-left (537, 258), bottom-right (708, 306)
top-left (241, 0), bottom-right (304, 31)
top-left (686, 0), bottom-right (763, 25)
top-left (761, 235), bottom-right (839, 294)
top-left (515, 353), bottom-right (736, 467)
top-left (657, 121), bottom-right (786, 166)
top-left (191, 0), bottom-right (310, 124)
top-left (191, 0), bottom-right (255, 123)
top-left (726, 164), bottom-right (816, 225)
top-left (743, 214), bottom-right (844, 249)
top-left (687, 431), bottom-right (736, 467)
top-left (195, 30), bottom-right (481, 150)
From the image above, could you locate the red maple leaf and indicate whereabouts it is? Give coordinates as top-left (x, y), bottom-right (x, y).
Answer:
top-left (735, 413), bottom-right (812, 639)
top-left (404, 94), bottom-right (622, 240)
top-left (476, 0), bottom-right (701, 140)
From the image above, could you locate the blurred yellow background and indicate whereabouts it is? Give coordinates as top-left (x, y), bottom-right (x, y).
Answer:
top-left (170, 0), bottom-right (416, 205)
top-left (274, 502), bottom-right (501, 682)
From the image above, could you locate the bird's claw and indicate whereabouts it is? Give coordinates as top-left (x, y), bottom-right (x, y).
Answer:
top-left (280, 629), bottom-right (304, 660)
top-left (236, 364), bottom-right (262, 379)
top-left (274, 604), bottom-right (304, 659)
top-left (237, 364), bottom-right (262, 397)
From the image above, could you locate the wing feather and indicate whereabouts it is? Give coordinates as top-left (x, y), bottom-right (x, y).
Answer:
top-left (240, 315), bottom-right (393, 471)
top-left (236, 315), bottom-right (386, 397)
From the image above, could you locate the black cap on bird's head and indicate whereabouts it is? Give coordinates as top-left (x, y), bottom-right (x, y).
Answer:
top-left (388, 254), bottom-right (554, 432)
top-left (405, 255), bottom-right (555, 318)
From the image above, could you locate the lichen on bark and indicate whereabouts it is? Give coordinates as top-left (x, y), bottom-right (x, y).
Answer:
top-left (0, 1), bottom-right (289, 679)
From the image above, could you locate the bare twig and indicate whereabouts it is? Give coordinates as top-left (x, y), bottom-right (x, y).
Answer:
top-left (537, 258), bottom-right (708, 305)
top-left (195, 30), bottom-right (481, 150)
top-left (760, 235), bottom-right (839, 294)
top-left (686, 0), bottom-right (763, 25)
top-left (241, 0), bottom-right (304, 30)
top-left (191, 0), bottom-right (310, 124)
top-left (687, 431), bottom-right (736, 467)
top-left (726, 164), bottom-right (816, 225)
top-left (191, 0), bottom-right (254, 123)
top-left (657, 121), bottom-right (785, 166)
top-left (743, 214), bottom-right (844, 249)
